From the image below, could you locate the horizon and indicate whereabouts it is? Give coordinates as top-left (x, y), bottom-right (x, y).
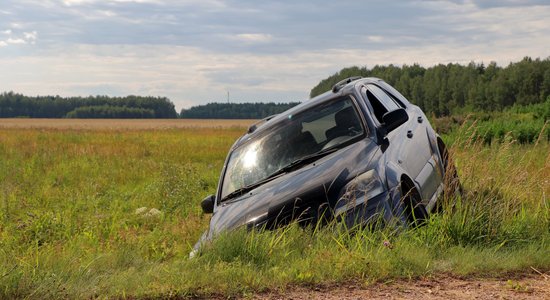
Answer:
top-left (2, 56), bottom-right (549, 111)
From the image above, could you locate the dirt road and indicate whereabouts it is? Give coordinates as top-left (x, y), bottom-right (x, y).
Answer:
top-left (251, 274), bottom-right (550, 300)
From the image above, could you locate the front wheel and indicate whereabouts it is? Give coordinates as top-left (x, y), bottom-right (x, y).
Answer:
top-left (398, 181), bottom-right (428, 227)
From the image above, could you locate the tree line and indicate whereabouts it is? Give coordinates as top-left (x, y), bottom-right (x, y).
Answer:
top-left (0, 93), bottom-right (178, 118)
top-left (310, 56), bottom-right (550, 117)
top-left (0, 92), bottom-right (298, 119)
top-left (65, 105), bottom-right (155, 119)
top-left (180, 102), bottom-right (300, 119)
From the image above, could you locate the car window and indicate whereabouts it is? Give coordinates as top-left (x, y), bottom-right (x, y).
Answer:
top-left (220, 97), bottom-right (364, 200)
top-left (364, 85), bottom-right (402, 123)
top-left (378, 83), bottom-right (408, 108)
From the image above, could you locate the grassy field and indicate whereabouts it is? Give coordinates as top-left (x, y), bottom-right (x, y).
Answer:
top-left (0, 119), bottom-right (549, 299)
top-left (0, 118), bottom-right (257, 130)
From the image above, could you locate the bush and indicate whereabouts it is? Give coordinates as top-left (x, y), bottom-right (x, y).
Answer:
top-left (65, 105), bottom-right (155, 118)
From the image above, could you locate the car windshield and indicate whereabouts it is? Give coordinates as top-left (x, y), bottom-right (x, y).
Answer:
top-left (220, 96), bottom-right (365, 201)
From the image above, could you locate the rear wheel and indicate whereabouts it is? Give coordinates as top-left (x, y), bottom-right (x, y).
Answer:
top-left (436, 139), bottom-right (462, 212)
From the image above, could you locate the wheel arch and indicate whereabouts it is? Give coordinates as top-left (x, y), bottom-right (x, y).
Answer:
top-left (384, 162), bottom-right (421, 209)
top-left (436, 136), bottom-right (449, 169)
top-left (400, 173), bottom-right (428, 225)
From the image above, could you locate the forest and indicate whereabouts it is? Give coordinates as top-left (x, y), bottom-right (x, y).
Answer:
top-left (0, 94), bottom-right (177, 118)
top-left (179, 102), bottom-right (300, 119)
top-left (310, 56), bottom-right (550, 117)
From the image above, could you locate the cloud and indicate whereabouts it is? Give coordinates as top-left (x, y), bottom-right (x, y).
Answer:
top-left (9, 23), bottom-right (23, 29)
top-left (6, 38), bottom-right (25, 44)
top-left (23, 31), bottom-right (37, 41)
top-left (367, 36), bottom-right (383, 43)
top-left (0, 0), bottom-right (548, 111)
top-left (232, 33), bottom-right (273, 43)
top-left (0, 29), bottom-right (38, 47)
top-left (467, 0), bottom-right (550, 9)
top-left (62, 0), bottom-right (164, 5)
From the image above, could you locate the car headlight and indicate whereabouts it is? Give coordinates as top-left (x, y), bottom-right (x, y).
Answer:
top-left (334, 169), bottom-right (385, 216)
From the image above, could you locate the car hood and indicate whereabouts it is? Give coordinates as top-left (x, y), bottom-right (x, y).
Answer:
top-left (204, 138), bottom-right (380, 239)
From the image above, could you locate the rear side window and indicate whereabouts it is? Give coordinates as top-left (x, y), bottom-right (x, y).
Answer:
top-left (363, 85), bottom-right (402, 123)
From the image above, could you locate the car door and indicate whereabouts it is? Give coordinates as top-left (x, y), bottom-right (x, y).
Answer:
top-left (362, 84), bottom-right (437, 201)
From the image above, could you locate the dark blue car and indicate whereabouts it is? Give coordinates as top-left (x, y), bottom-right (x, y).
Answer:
top-left (193, 77), bottom-right (458, 256)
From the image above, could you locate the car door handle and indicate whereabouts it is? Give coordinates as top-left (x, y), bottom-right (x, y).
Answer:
top-left (407, 130), bottom-right (413, 138)
top-left (417, 116), bottom-right (423, 123)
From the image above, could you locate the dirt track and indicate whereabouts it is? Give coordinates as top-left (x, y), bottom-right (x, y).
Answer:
top-left (250, 274), bottom-right (550, 300)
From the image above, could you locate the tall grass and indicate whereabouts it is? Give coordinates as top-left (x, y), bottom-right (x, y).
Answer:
top-left (0, 125), bottom-right (548, 299)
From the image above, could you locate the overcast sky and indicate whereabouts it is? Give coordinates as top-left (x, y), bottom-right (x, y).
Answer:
top-left (0, 0), bottom-right (549, 110)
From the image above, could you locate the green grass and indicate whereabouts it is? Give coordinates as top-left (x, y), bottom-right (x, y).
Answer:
top-left (0, 125), bottom-right (549, 299)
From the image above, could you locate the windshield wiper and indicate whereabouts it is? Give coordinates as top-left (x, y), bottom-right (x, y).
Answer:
top-left (220, 172), bottom-right (286, 203)
top-left (276, 147), bottom-right (339, 174)
top-left (221, 147), bottom-right (339, 203)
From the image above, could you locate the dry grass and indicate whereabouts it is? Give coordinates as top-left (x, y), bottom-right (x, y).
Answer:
top-left (0, 118), bottom-right (257, 130)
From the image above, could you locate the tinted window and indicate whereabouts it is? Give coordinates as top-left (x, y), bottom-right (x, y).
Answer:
top-left (364, 85), bottom-right (402, 123)
top-left (369, 85), bottom-right (401, 110)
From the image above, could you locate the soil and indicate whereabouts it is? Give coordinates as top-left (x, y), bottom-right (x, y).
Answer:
top-left (249, 273), bottom-right (550, 300)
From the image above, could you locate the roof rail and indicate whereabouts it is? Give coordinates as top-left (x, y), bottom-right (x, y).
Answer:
top-left (332, 76), bottom-right (362, 93)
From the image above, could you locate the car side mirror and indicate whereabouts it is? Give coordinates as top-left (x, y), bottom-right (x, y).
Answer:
top-left (382, 108), bottom-right (409, 133)
top-left (201, 194), bottom-right (215, 214)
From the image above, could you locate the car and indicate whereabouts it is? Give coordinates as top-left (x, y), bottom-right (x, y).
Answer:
top-left (191, 76), bottom-right (459, 256)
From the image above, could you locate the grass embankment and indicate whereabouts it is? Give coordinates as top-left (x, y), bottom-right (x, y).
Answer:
top-left (0, 122), bottom-right (549, 298)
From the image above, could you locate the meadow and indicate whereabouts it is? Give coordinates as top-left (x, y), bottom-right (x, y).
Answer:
top-left (0, 119), bottom-right (548, 299)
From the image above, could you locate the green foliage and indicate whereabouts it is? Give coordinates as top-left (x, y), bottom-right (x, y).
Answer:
top-left (509, 96), bottom-right (550, 121)
top-left (0, 93), bottom-right (177, 118)
top-left (65, 105), bottom-right (155, 118)
top-left (180, 102), bottom-right (300, 119)
top-left (432, 98), bottom-right (550, 145)
top-left (311, 57), bottom-right (550, 117)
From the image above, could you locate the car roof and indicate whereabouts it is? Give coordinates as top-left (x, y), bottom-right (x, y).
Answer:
top-left (232, 77), bottom-right (384, 150)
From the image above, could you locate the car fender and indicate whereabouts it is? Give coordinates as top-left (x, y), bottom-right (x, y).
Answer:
top-left (384, 161), bottom-right (417, 210)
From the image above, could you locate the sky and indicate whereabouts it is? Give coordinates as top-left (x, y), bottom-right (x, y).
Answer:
top-left (0, 0), bottom-right (549, 111)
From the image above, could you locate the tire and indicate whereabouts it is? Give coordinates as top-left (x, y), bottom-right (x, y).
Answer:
top-left (399, 180), bottom-right (428, 227)
top-left (436, 139), bottom-right (462, 213)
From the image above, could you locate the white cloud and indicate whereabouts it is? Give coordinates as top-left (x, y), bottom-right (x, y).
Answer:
top-left (61, 0), bottom-right (214, 6)
top-left (0, 31), bottom-right (38, 47)
top-left (23, 31), bottom-right (38, 43)
top-left (10, 23), bottom-right (22, 29)
top-left (1, 29), bottom-right (12, 35)
top-left (231, 33), bottom-right (273, 43)
top-left (6, 38), bottom-right (25, 44)
top-left (367, 36), bottom-right (383, 43)
top-left (99, 10), bottom-right (117, 17)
